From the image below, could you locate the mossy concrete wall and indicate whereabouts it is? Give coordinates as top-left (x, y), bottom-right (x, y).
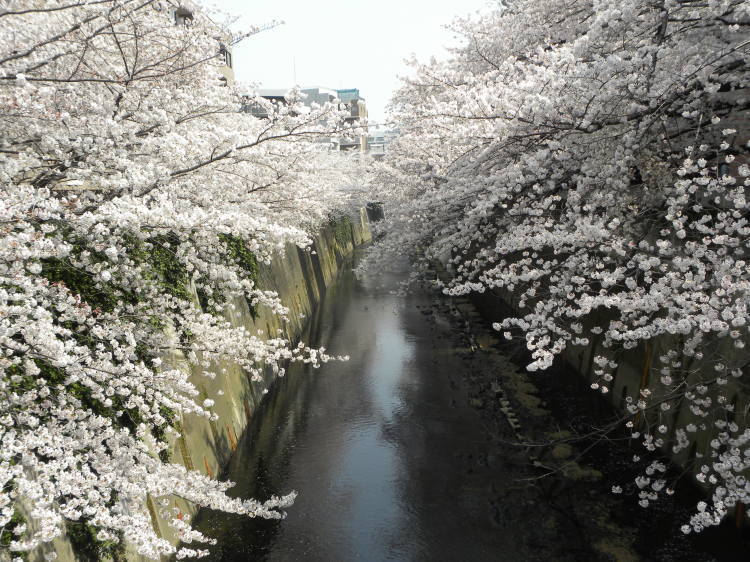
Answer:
top-left (19, 213), bottom-right (370, 562)
top-left (148, 213), bottom-right (371, 554)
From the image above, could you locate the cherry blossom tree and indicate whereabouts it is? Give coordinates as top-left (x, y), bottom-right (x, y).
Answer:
top-left (0, 0), bottom-right (357, 558)
top-left (367, 0), bottom-right (750, 532)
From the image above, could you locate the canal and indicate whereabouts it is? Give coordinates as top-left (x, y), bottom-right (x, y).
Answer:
top-left (193, 254), bottom-right (748, 561)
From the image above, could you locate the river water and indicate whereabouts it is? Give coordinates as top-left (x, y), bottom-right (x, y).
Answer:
top-left (193, 255), bottom-right (748, 561)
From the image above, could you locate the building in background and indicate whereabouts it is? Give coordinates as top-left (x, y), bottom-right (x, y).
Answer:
top-left (366, 129), bottom-right (398, 159)
top-left (218, 43), bottom-right (235, 86)
top-left (242, 89), bottom-right (287, 119)
top-left (242, 87), bottom-right (369, 152)
top-left (171, 6), bottom-right (234, 86)
top-left (335, 89), bottom-right (368, 152)
top-left (303, 87), bottom-right (340, 107)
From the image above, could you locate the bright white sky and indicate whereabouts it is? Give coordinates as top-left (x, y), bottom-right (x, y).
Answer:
top-left (220, 0), bottom-right (493, 126)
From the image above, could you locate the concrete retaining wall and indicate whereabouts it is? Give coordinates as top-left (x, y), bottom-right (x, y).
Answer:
top-left (151, 214), bottom-right (371, 549)
top-left (560, 315), bottom-right (748, 475)
top-left (472, 286), bottom-right (749, 495)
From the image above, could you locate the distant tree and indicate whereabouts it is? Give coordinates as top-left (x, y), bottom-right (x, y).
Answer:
top-left (368, 0), bottom-right (750, 533)
top-left (0, 0), bottom-right (354, 558)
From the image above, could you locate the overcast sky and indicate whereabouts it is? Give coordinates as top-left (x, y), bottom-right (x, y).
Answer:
top-left (220, 0), bottom-right (493, 127)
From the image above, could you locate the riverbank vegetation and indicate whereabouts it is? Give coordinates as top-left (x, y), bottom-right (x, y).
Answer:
top-left (366, 0), bottom-right (750, 535)
top-left (0, 0), bottom-right (359, 558)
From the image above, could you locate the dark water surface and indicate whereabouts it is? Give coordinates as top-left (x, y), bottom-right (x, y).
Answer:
top-left (193, 256), bottom-right (748, 561)
top-left (194, 258), bottom-right (532, 561)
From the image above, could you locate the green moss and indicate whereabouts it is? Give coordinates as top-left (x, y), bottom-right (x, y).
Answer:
top-left (30, 361), bottom-right (131, 430)
top-left (128, 232), bottom-right (190, 302)
top-left (198, 234), bottom-right (259, 317)
top-left (551, 443), bottom-right (574, 460)
top-left (195, 285), bottom-right (217, 315)
top-left (547, 430), bottom-right (573, 440)
top-left (20, 360), bottom-right (174, 462)
top-left (42, 232), bottom-right (189, 366)
top-left (329, 214), bottom-right (354, 248)
top-left (0, 508), bottom-right (27, 555)
top-left (152, 405), bottom-right (176, 463)
top-left (41, 256), bottom-right (123, 313)
top-left (148, 235), bottom-right (190, 301)
top-left (6, 363), bottom-right (36, 395)
top-left (219, 234), bottom-right (259, 280)
top-left (66, 520), bottom-right (125, 562)
top-left (561, 461), bottom-right (603, 481)
top-left (178, 327), bottom-right (196, 348)
top-left (41, 231), bottom-right (190, 315)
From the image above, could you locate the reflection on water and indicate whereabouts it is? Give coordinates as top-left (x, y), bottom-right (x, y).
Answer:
top-left (192, 252), bottom-right (750, 562)
top-left (194, 257), bottom-right (525, 561)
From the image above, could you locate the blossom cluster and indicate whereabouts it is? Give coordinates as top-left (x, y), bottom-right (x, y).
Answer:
top-left (0, 0), bottom-right (357, 557)
top-left (366, 0), bottom-right (750, 532)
